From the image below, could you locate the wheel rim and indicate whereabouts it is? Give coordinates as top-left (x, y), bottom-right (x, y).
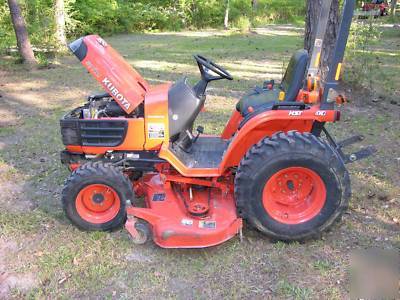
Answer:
top-left (75, 184), bottom-right (121, 224)
top-left (262, 167), bottom-right (326, 225)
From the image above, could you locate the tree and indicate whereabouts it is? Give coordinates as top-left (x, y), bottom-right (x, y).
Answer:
top-left (7, 0), bottom-right (37, 65)
top-left (305, 0), bottom-right (340, 79)
top-left (391, 0), bottom-right (397, 16)
top-left (224, 0), bottom-right (230, 30)
top-left (55, 0), bottom-right (67, 51)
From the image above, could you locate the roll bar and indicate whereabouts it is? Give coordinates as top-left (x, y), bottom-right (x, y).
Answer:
top-left (307, 0), bottom-right (334, 77)
top-left (306, 0), bottom-right (356, 109)
top-left (321, 0), bottom-right (356, 109)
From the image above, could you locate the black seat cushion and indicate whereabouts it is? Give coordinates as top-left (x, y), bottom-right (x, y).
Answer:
top-left (236, 88), bottom-right (280, 115)
top-left (237, 49), bottom-right (309, 115)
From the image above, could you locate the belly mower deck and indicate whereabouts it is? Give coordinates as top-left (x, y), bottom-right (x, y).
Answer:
top-left (126, 173), bottom-right (242, 248)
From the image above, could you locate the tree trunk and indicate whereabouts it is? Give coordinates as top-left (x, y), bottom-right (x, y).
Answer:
top-left (305, 0), bottom-right (340, 79)
top-left (55, 0), bottom-right (67, 51)
top-left (224, 0), bottom-right (230, 30)
top-left (391, 0), bottom-right (397, 16)
top-left (7, 0), bottom-right (37, 65)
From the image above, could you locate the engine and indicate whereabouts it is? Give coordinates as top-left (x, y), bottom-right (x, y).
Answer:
top-left (74, 93), bottom-right (144, 120)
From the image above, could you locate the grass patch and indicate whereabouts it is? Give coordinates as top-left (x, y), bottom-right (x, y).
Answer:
top-left (278, 280), bottom-right (313, 300)
top-left (0, 211), bottom-right (46, 236)
top-left (313, 260), bottom-right (332, 274)
top-left (0, 126), bottom-right (16, 137)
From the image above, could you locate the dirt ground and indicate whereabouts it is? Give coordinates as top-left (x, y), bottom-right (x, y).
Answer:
top-left (0, 25), bottom-right (399, 299)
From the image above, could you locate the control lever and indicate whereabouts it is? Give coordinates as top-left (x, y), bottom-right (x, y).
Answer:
top-left (192, 126), bottom-right (204, 144)
top-left (180, 126), bottom-right (205, 154)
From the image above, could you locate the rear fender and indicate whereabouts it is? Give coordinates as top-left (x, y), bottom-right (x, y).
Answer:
top-left (219, 106), bottom-right (337, 171)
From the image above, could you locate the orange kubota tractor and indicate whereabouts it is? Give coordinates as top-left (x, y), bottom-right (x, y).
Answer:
top-left (362, 0), bottom-right (389, 16)
top-left (60, 0), bottom-right (375, 248)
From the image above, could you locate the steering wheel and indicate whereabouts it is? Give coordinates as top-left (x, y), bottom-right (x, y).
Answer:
top-left (194, 55), bottom-right (233, 81)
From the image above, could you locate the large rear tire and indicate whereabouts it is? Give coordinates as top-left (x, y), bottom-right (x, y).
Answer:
top-left (62, 162), bottom-right (133, 231)
top-left (234, 131), bottom-right (351, 241)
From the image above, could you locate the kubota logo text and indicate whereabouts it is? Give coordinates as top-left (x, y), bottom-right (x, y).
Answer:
top-left (102, 77), bottom-right (131, 110)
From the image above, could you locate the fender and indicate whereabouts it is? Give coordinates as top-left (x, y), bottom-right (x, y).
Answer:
top-left (218, 105), bottom-right (337, 171)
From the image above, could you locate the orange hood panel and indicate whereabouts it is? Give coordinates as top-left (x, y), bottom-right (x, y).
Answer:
top-left (69, 35), bottom-right (150, 114)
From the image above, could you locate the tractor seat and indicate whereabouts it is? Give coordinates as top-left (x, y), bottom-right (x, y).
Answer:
top-left (237, 49), bottom-right (309, 116)
top-left (168, 77), bottom-right (203, 139)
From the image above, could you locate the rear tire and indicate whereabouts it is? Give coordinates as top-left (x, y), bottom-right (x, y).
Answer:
top-left (235, 131), bottom-right (351, 241)
top-left (62, 162), bottom-right (133, 231)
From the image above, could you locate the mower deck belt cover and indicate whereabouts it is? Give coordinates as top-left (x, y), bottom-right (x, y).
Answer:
top-left (69, 35), bottom-right (150, 114)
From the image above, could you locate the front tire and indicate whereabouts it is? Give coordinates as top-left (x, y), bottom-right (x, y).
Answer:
top-left (62, 162), bottom-right (133, 231)
top-left (235, 131), bottom-right (351, 241)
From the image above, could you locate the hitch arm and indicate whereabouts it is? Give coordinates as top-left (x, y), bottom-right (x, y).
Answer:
top-left (322, 128), bottom-right (377, 164)
top-left (345, 146), bottom-right (377, 164)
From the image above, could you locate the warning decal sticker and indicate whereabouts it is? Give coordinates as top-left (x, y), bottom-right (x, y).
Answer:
top-left (199, 220), bottom-right (216, 229)
top-left (314, 38), bottom-right (323, 47)
top-left (148, 123), bottom-right (165, 139)
top-left (181, 219), bottom-right (193, 226)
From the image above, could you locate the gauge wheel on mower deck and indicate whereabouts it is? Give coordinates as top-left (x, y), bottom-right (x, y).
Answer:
top-left (62, 162), bottom-right (133, 231)
top-left (235, 131), bottom-right (351, 241)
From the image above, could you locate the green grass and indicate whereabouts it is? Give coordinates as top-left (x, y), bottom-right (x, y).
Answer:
top-left (313, 260), bottom-right (332, 274)
top-left (277, 280), bottom-right (313, 300)
top-left (0, 126), bottom-right (16, 137)
top-left (0, 25), bottom-right (399, 299)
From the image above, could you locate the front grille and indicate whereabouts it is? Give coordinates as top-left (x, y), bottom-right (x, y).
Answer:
top-left (61, 120), bottom-right (80, 145)
top-left (60, 118), bottom-right (128, 147)
top-left (80, 120), bottom-right (127, 146)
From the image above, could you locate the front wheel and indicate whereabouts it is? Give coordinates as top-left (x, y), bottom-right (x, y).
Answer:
top-left (62, 162), bottom-right (134, 231)
top-left (235, 131), bottom-right (351, 241)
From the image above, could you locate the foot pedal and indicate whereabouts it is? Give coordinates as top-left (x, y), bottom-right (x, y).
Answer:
top-left (337, 135), bottom-right (364, 148)
top-left (344, 146), bottom-right (377, 163)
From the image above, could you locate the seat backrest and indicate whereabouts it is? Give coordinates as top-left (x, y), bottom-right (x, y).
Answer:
top-left (168, 77), bottom-right (202, 138)
top-left (281, 49), bottom-right (309, 101)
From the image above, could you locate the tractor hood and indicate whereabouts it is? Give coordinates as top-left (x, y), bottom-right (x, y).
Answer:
top-left (69, 35), bottom-right (149, 114)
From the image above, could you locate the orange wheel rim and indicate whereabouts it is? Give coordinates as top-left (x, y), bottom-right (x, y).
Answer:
top-left (262, 167), bottom-right (326, 225)
top-left (75, 184), bottom-right (121, 224)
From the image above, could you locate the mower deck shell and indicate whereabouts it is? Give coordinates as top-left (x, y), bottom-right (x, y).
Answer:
top-left (126, 174), bottom-right (242, 248)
